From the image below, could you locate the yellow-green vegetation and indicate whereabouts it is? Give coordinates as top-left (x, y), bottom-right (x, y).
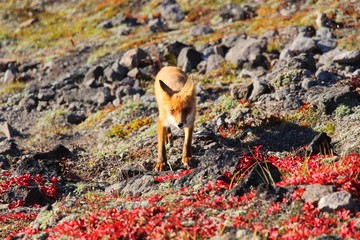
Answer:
top-left (285, 104), bottom-right (322, 128)
top-left (1, 0), bottom-right (359, 63)
top-left (27, 109), bottom-right (71, 146)
top-left (106, 116), bottom-right (153, 138)
top-left (77, 105), bottom-right (117, 129)
top-left (0, 0), bottom-right (128, 61)
top-left (0, 81), bottom-right (26, 97)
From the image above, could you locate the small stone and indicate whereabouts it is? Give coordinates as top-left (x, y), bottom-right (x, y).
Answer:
top-left (177, 47), bottom-right (202, 73)
top-left (333, 50), bottom-right (360, 65)
top-left (190, 24), bottom-right (214, 36)
top-left (1, 122), bottom-right (16, 139)
top-left (301, 78), bottom-right (317, 90)
top-left (148, 18), bottom-right (167, 33)
top-left (38, 88), bottom-right (55, 101)
top-left (248, 78), bottom-right (273, 101)
top-left (302, 184), bottom-right (335, 203)
top-left (206, 54), bottom-right (224, 73)
top-left (307, 132), bottom-right (332, 155)
top-left (318, 191), bottom-right (358, 212)
top-left (120, 48), bottom-right (151, 69)
top-left (67, 111), bottom-right (86, 125)
top-left (289, 36), bottom-right (317, 54)
top-left (99, 20), bottom-right (113, 29)
top-left (2, 68), bottom-right (16, 83)
top-left (158, 0), bottom-right (185, 23)
top-left (0, 156), bottom-right (10, 170)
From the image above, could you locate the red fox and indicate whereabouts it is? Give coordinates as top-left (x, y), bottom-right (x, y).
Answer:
top-left (154, 66), bottom-right (196, 171)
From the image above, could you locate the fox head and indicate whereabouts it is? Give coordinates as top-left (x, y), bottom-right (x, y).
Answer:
top-left (159, 78), bottom-right (196, 129)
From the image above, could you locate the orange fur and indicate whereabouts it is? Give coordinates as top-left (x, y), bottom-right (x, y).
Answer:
top-left (154, 66), bottom-right (196, 171)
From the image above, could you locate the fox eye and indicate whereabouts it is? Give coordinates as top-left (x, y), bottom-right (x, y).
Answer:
top-left (170, 109), bottom-right (175, 114)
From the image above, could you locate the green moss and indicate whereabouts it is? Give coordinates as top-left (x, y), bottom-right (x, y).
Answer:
top-left (335, 104), bottom-right (352, 119)
top-left (273, 69), bottom-right (304, 88)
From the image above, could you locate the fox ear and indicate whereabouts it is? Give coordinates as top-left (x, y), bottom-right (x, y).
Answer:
top-left (181, 78), bottom-right (195, 97)
top-left (159, 80), bottom-right (174, 96)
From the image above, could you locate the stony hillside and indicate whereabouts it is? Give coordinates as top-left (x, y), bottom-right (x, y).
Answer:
top-left (0, 0), bottom-right (359, 239)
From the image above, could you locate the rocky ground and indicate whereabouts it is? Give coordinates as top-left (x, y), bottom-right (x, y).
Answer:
top-left (0, 0), bottom-right (360, 239)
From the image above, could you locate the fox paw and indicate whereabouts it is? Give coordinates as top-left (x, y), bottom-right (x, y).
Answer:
top-left (155, 161), bottom-right (166, 171)
top-left (182, 157), bottom-right (192, 167)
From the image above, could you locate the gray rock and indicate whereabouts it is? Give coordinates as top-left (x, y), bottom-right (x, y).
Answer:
top-left (197, 60), bottom-right (207, 74)
top-left (158, 0), bottom-right (185, 23)
top-left (230, 82), bottom-right (252, 100)
top-left (318, 48), bottom-right (343, 66)
top-left (316, 38), bottom-right (337, 53)
top-left (333, 50), bottom-right (360, 65)
top-left (98, 20), bottom-right (113, 29)
top-left (219, 3), bottom-right (245, 21)
top-left (1, 186), bottom-right (44, 205)
top-left (119, 76), bottom-right (136, 87)
top-left (127, 67), bottom-right (151, 80)
top-left (120, 48), bottom-right (151, 69)
top-left (38, 88), bottom-right (55, 101)
top-left (353, 69), bottom-right (360, 76)
top-left (229, 162), bottom-right (281, 196)
top-left (225, 37), bottom-right (267, 69)
top-left (93, 87), bottom-right (113, 106)
top-left (221, 34), bottom-right (242, 48)
top-left (289, 35), bottom-right (317, 54)
top-left (256, 183), bottom-right (289, 202)
top-left (302, 184), bottom-right (335, 203)
top-left (177, 47), bottom-right (202, 73)
top-left (279, 47), bottom-right (291, 61)
top-left (2, 67), bottom-right (16, 83)
top-left (0, 139), bottom-right (20, 155)
top-left (219, 3), bottom-right (256, 22)
top-left (305, 85), bottom-right (360, 114)
top-left (190, 24), bottom-right (214, 36)
top-left (1, 122), bottom-right (16, 139)
top-left (298, 26), bottom-right (316, 38)
top-left (315, 70), bottom-right (337, 86)
top-left (22, 94), bottom-right (38, 112)
top-left (117, 27), bottom-right (132, 36)
top-left (306, 132), bottom-right (332, 155)
top-left (316, 27), bottom-right (333, 39)
top-left (67, 111), bottom-right (86, 125)
top-left (301, 77), bottom-right (318, 90)
top-left (206, 54), bottom-right (224, 73)
top-left (104, 60), bottom-right (128, 82)
top-left (313, 235), bottom-right (342, 240)
top-left (84, 65), bottom-right (104, 85)
top-left (165, 41), bottom-right (188, 58)
top-left (318, 191), bottom-right (358, 212)
top-left (0, 156), bottom-right (10, 170)
top-left (248, 78), bottom-right (273, 101)
top-left (120, 175), bottom-right (158, 195)
top-left (148, 18), bottom-right (167, 33)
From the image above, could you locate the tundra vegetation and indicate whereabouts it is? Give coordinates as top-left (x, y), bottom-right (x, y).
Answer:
top-left (0, 0), bottom-right (359, 239)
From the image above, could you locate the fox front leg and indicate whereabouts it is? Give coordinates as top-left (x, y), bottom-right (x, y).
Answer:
top-left (155, 119), bottom-right (167, 171)
top-left (165, 127), bottom-right (173, 145)
top-left (182, 126), bottom-right (193, 167)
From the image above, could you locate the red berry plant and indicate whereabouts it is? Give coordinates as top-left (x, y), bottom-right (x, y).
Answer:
top-left (0, 171), bottom-right (58, 236)
top-left (5, 148), bottom-right (360, 239)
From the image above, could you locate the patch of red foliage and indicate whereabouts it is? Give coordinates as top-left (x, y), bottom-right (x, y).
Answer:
top-left (5, 149), bottom-right (360, 239)
top-left (0, 172), bottom-right (58, 208)
top-left (154, 169), bottom-right (192, 182)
